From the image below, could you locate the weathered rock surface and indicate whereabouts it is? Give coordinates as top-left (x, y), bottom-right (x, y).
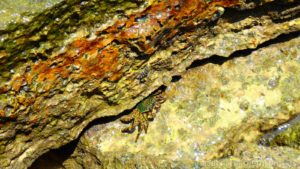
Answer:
top-left (0, 0), bottom-right (299, 168)
top-left (60, 32), bottom-right (300, 169)
top-left (0, 0), bottom-right (63, 31)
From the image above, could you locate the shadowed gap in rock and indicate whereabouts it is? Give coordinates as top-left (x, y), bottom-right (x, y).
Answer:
top-left (29, 85), bottom-right (167, 168)
top-left (186, 30), bottom-right (300, 70)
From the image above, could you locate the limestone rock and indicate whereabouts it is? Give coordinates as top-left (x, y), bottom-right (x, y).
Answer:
top-left (0, 0), bottom-right (299, 168)
top-left (62, 11), bottom-right (300, 169)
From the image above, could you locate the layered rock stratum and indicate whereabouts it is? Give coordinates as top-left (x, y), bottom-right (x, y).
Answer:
top-left (0, 0), bottom-right (299, 168)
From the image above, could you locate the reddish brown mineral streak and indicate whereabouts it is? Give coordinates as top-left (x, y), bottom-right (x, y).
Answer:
top-left (1, 0), bottom-right (238, 120)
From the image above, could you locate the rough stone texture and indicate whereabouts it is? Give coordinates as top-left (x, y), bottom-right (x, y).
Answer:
top-left (61, 33), bottom-right (300, 168)
top-left (204, 144), bottom-right (300, 169)
top-left (0, 0), bottom-right (299, 168)
top-left (0, 0), bottom-right (63, 30)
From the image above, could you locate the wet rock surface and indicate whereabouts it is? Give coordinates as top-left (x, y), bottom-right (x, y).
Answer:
top-left (0, 0), bottom-right (63, 30)
top-left (61, 33), bottom-right (300, 169)
top-left (0, 0), bottom-right (299, 168)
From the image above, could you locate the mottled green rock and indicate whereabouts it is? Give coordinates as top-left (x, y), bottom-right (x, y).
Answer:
top-left (0, 0), bottom-right (299, 168)
top-left (62, 21), bottom-right (300, 169)
top-left (0, 0), bottom-right (62, 30)
top-left (0, 0), bottom-right (144, 82)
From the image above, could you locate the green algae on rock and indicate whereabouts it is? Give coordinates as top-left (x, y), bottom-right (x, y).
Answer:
top-left (0, 0), bottom-right (300, 168)
top-left (0, 0), bottom-right (245, 168)
top-left (0, 0), bottom-right (63, 30)
top-left (62, 22), bottom-right (300, 169)
top-left (0, 0), bottom-right (146, 82)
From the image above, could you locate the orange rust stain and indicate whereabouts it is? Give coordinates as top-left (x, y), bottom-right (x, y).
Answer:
top-left (213, 0), bottom-right (239, 6)
top-left (27, 41), bottom-right (124, 91)
top-left (0, 109), bottom-right (5, 117)
top-left (11, 0), bottom-right (239, 93)
top-left (71, 35), bottom-right (114, 55)
top-left (12, 76), bottom-right (26, 91)
top-left (74, 45), bottom-right (123, 80)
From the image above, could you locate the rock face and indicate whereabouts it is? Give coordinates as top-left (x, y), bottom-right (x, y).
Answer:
top-left (0, 0), bottom-right (63, 30)
top-left (0, 0), bottom-right (299, 168)
top-left (61, 32), bottom-right (300, 169)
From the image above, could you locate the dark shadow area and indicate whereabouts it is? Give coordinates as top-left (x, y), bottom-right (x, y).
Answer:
top-left (29, 114), bottom-right (126, 169)
top-left (29, 85), bottom-right (167, 169)
top-left (186, 30), bottom-right (300, 70)
top-left (224, 1), bottom-right (300, 24)
top-left (171, 75), bottom-right (182, 83)
top-left (29, 139), bottom-right (78, 169)
top-left (29, 109), bottom-right (130, 169)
